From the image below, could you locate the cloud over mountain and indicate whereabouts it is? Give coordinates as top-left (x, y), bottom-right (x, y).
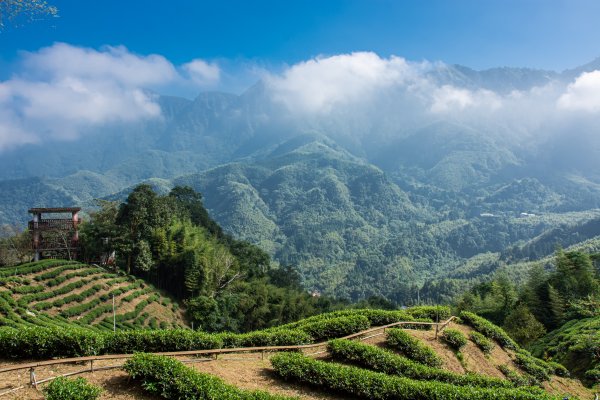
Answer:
top-left (1, 46), bottom-right (600, 152)
top-left (0, 43), bottom-right (220, 150)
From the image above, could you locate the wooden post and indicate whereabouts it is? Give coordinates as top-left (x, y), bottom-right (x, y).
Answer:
top-left (90, 359), bottom-right (94, 372)
top-left (29, 367), bottom-right (37, 389)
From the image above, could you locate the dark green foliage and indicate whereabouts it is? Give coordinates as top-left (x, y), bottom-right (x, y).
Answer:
top-left (218, 329), bottom-right (311, 348)
top-left (584, 367), bottom-right (600, 383)
top-left (385, 328), bottom-right (443, 367)
top-left (498, 365), bottom-right (538, 387)
top-left (270, 352), bottom-right (554, 400)
top-left (12, 285), bottom-right (44, 294)
top-left (503, 304), bottom-right (546, 347)
top-left (405, 306), bottom-right (452, 321)
top-left (0, 309), bottom-right (386, 359)
top-left (124, 353), bottom-right (292, 400)
top-left (327, 339), bottom-right (515, 388)
top-left (441, 328), bottom-right (467, 350)
top-left (294, 315), bottom-right (370, 341)
top-left (469, 331), bottom-right (494, 354)
top-left (531, 315), bottom-right (600, 383)
top-left (514, 352), bottom-right (551, 382)
top-left (0, 327), bottom-right (105, 358)
top-left (460, 311), bottom-right (518, 350)
top-left (547, 361), bottom-right (570, 377)
top-left (80, 185), bottom-right (345, 333)
top-left (43, 377), bottom-right (101, 400)
top-left (103, 330), bottom-right (223, 353)
top-left (0, 260), bottom-right (75, 277)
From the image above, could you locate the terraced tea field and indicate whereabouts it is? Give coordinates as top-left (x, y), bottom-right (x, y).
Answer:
top-left (0, 260), bottom-right (186, 331)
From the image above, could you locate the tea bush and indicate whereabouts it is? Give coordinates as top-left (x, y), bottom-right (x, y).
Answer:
top-left (441, 328), bottom-right (467, 350)
top-left (498, 365), bottom-right (538, 387)
top-left (406, 306), bottom-right (452, 321)
top-left (514, 352), bottom-right (550, 382)
top-left (460, 311), bottom-right (518, 350)
top-left (43, 377), bottom-right (101, 400)
top-left (469, 331), bottom-right (494, 354)
top-left (386, 328), bottom-right (443, 367)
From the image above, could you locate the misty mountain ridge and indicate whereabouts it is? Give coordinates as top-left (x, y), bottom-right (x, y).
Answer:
top-left (2, 58), bottom-right (600, 301)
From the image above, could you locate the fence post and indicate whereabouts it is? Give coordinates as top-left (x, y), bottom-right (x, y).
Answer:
top-left (29, 367), bottom-right (37, 389)
top-left (90, 359), bottom-right (94, 372)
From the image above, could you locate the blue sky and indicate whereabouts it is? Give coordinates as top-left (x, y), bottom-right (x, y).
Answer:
top-left (2, 0), bottom-right (600, 71)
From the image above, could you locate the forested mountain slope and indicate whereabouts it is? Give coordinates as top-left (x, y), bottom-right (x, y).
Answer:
top-left (3, 61), bottom-right (600, 304)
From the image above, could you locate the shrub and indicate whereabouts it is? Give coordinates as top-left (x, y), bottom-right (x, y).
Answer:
top-left (328, 339), bottom-right (516, 388)
top-left (498, 365), bottom-right (538, 387)
top-left (297, 315), bottom-right (370, 341)
top-left (271, 352), bottom-right (553, 400)
top-left (102, 330), bottom-right (223, 353)
top-left (0, 327), bottom-right (105, 358)
top-left (584, 366), bottom-right (600, 383)
top-left (124, 353), bottom-right (292, 399)
top-left (547, 361), bottom-right (569, 377)
top-left (219, 329), bottom-right (311, 348)
top-left (514, 353), bottom-right (550, 382)
top-left (470, 331), bottom-right (494, 354)
top-left (386, 328), bottom-right (443, 367)
top-left (460, 311), bottom-right (519, 350)
top-left (441, 328), bottom-right (467, 350)
top-left (12, 285), bottom-right (44, 294)
top-left (43, 377), bottom-right (101, 400)
top-left (406, 306), bottom-right (452, 321)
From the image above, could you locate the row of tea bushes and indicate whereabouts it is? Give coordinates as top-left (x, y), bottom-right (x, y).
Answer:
top-left (469, 331), bottom-right (494, 354)
top-left (459, 311), bottom-right (518, 350)
top-left (0, 260), bottom-right (78, 278)
top-left (327, 339), bottom-right (518, 389)
top-left (440, 328), bottom-right (468, 350)
top-left (385, 328), bottom-right (443, 367)
top-left (0, 314), bottom-right (380, 359)
top-left (270, 352), bottom-right (557, 400)
top-left (124, 353), bottom-right (293, 400)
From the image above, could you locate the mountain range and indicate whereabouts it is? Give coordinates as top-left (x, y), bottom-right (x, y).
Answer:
top-left (3, 59), bottom-right (600, 302)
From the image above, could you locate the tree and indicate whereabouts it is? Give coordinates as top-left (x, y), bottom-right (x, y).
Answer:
top-left (0, 225), bottom-right (31, 266)
top-left (552, 250), bottom-right (599, 301)
top-left (0, 0), bottom-right (58, 29)
top-left (503, 304), bottom-right (546, 347)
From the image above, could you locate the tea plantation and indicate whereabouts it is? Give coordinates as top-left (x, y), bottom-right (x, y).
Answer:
top-left (0, 259), bottom-right (185, 331)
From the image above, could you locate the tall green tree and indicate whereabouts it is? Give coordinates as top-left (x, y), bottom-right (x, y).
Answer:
top-left (503, 304), bottom-right (546, 346)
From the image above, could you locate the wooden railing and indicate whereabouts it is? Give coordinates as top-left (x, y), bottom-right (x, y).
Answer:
top-left (0, 316), bottom-right (456, 395)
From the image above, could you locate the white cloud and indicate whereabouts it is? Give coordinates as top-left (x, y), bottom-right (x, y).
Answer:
top-left (265, 52), bottom-right (509, 119)
top-left (20, 43), bottom-right (178, 86)
top-left (558, 70), bottom-right (600, 112)
top-left (266, 52), bottom-right (417, 113)
top-left (430, 85), bottom-right (502, 114)
top-left (0, 43), bottom-right (220, 151)
top-left (430, 85), bottom-right (474, 113)
top-left (182, 59), bottom-right (221, 87)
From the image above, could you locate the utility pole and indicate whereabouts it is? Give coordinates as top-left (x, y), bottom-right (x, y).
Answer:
top-left (112, 294), bottom-right (116, 333)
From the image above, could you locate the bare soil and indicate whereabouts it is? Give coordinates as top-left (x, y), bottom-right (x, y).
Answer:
top-left (191, 357), bottom-right (355, 399)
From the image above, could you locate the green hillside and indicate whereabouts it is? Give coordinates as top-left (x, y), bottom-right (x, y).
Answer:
top-left (0, 259), bottom-right (185, 331)
top-left (531, 317), bottom-right (600, 385)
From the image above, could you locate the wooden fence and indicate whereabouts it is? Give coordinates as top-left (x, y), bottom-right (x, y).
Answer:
top-left (0, 316), bottom-right (456, 396)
